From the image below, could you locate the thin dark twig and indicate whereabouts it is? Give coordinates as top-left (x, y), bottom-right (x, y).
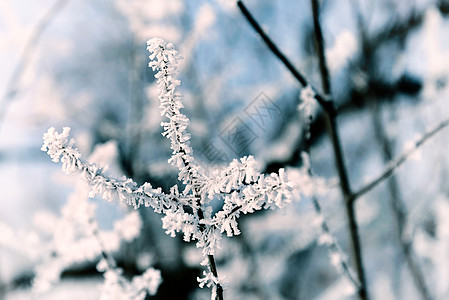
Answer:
top-left (0, 0), bottom-right (70, 124)
top-left (353, 117), bottom-right (449, 201)
top-left (207, 255), bottom-right (224, 300)
top-left (236, 0), bottom-right (334, 113)
top-left (310, 1), bottom-right (368, 299)
top-left (311, 0), bottom-right (331, 95)
top-left (237, 1), bottom-right (369, 298)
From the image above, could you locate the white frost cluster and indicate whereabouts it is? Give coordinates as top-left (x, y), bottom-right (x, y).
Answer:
top-left (41, 126), bottom-right (186, 211)
top-left (97, 259), bottom-right (162, 300)
top-left (42, 38), bottom-right (323, 296)
top-left (299, 85), bottom-right (316, 118)
top-left (147, 38), bottom-right (203, 191)
top-left (197, 270), bottom-right (223, 300)
top-left (34, 187), bottom-right (145, 294)
top-left (1, 181), bottom-right (148, 295)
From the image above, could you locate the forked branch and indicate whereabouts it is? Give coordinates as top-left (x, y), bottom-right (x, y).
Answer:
top-left (237, 0), bottom-right (369, 298)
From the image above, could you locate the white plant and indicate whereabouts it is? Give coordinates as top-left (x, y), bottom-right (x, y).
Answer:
top-left (41, 37), bottom-right (320, 299)
top-left (0, 179), bottom-right (160, 298)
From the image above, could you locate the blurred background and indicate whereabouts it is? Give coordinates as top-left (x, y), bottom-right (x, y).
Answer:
top-left (1, 0), bottom-right (449, 299)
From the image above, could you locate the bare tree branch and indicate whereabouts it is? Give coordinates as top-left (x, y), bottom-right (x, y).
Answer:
top-left (236, 0), bottom-right (334, 113)
top-left (237, 1), bottom-right (369, 298)
top-left (353, 117), bottom-right (449, 201)
top-left (349, 0), bottom-right (433, 296)
top-left (310, 1), bottom-right (368, 299)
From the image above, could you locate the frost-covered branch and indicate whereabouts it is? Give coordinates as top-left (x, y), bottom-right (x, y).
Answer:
top-left (313, 197), bottom-right (360, 290)
top-left (146, 38), bottom-right (224, 299)
top-left (94, 238), bottom-right (161, 300)
top-left (353, 117), bottom-right (449, 201)
top-left (212, 168), bottom-right (293, 237)
top-left (82, 184), bottom-right (162, 300)
top-left (42, 126), bottom-right (300, 299)
top-left (97, 260), bottom-right (161, 300)
top-left (0, 180), bottom-right (157, 297)
top-left (41, 127), bottom-right (189, 211)
top-left (147, 38), bottom-right (204, 191)
top-left (42, 37), bottom-right (325, 299)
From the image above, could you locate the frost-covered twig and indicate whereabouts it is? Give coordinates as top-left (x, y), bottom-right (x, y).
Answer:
top-left (147, 38), bottom-right (225, 299)
top-left (42, 38), bottom-right (312, 299)
top-left (300, 93), bottom-right (360, 292)
top-left (97, 259), bottom-right (161, 300)
top-left (353, 117), bottom-right (449, 201)
top-left (147, 38), bottom-right (204, 191)
top-left (41, 127), bottom-right (191, 212)
top-left (81, 185), bottom-right (162, 300)
top-left (313, 197), bottom-right (360, 289)
top-left (300, 150), bottom-right (360, 291)
top-left (92, 218), bottom-right (161, 300)
top-left (0, 179), bottom-right (154, 297)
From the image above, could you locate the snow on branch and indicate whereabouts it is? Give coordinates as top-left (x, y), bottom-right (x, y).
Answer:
top-left (41, 127), bottom-right (189, 212)
top-left (147, 38), bottom-right (204, 192)
top-left (96, 256), bottom-right (162, 300)
top-left (42, 37), bottom-right (325, 299)
top-left (0, 180), bottom-right (159, 297)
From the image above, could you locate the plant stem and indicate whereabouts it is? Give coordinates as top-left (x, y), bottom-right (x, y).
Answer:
top-left (197, 208), bottom-right (224, 300)
top-left (208, 255), bottom-right (224, 300)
